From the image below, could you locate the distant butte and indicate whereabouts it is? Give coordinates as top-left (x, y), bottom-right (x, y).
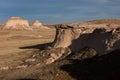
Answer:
top-left (2, 17), bottom-right (32, 30)
top-left (31, 20), bottom-right (49, 29)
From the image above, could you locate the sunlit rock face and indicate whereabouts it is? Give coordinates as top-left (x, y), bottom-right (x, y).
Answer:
top-left (31, 20), bottom-right (49, 29)
top-left (3, 17), bottom-right (32, 30)
top-left (31, 20), bottom-right (42, 29)
top-left (53, 23), bottom-right (120, 55)
top-left (53, 24), bottom-right (81, 48)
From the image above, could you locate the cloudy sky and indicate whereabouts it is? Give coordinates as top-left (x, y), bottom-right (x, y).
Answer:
top-left (0, 0), bottom-right (120, 23)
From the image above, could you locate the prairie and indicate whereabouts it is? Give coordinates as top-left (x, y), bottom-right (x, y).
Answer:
top-left (0, 28), bottom-right (55, 67)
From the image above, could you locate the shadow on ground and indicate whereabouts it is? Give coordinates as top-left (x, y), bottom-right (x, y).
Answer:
top-left (19, 42), bottom-right (52, 50)
top-left (60, 49), bottom-right (120, 80)
top-left (16, 79), bottom-right (37, 80)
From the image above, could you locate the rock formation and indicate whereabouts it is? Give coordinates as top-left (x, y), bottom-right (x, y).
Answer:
top-left (3, 17), bottom-right (32, 30)
top-left (31, 20), bottom-right (42, 29)
top-left (31, 20), bottom-right (49, 29)
top-left (53, 24), bottom-right (120, 55)
top-left (53, 24), bottom-right (82, 48)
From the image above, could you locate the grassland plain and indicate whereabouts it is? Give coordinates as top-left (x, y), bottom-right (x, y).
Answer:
top-left (0, 28), bottom-right (55, 67)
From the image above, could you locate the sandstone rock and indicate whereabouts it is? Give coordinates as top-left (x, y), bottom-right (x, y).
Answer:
top-left (69, 47), bottom-right (97, 60)
top-left (53, 24), bottom-right (81, 48)
top-left (32, 20), bottom-right (42, 28)
top-left (45, 47), bottom-right (71, 64)
top-left (25, 58), bottom-right (36, 62)
top-left (3, 17), bottom-right (32, 30)
top-left (31, 20), bottom-right (49, 29)
top-left (16, 64), bottom-right (28, 69)
top-left (18, 47), bottom-right (71, 66)
top-left (0, 66), bottom-right (9, 70)
top-left (53, 24), bottom-right (120, 55)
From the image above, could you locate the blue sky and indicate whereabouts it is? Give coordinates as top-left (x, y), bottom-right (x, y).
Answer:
top-left (0, 0), bottom-right (120, 23)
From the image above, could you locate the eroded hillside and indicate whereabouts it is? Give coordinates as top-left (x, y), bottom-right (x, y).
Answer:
top-left (0, 19), bottom-right (120, 80)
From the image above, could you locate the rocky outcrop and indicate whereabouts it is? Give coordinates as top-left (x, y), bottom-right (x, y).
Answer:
top-left (31, 20), bottom-right (42, 29)
top-left (53, 24), bottom-right (120, 55)
top-left (31, 20), bottom-right (49, 29)
top-left (3, 17), bottom-right (32, 30)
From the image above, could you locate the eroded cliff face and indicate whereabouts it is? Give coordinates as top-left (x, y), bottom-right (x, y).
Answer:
top-left (106, 28), bottom-right (120, 52)
top-left (53, 24), bottom-right (120, 55)
top-left (53, 24), bottom-right (81, 48)
top-left (3, 17), bottom-right (32, 30)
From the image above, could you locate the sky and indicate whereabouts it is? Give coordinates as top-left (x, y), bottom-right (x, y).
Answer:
top-left (0, 0), bottom-right (120, 23)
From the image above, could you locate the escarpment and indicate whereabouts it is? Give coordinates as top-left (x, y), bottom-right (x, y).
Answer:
top-left (53, 24), bottom-right (82, 48)
top-left (53, 24), bottom-right (120, 55)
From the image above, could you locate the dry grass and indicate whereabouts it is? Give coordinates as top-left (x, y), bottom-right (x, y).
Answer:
top-left (88, 19), bottom-right (120, 24)
top-left (0, 28), bottom-right (55, 67)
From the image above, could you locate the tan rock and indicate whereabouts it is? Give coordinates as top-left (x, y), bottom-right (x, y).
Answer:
top-left (31, 20), bottom-right (49, 29)
top-left (53, 24), bottom-right (81, 48)
top-left (53, 24), bottom-right (120, 55)
top-left (32, 20), bottom-right (42, 28)
top-left (45, 47), bottom-right (71, 64)
top-left (0, 66), bottom-right (9, 70)
top-left (3, 17), bottom-right (32, 30)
